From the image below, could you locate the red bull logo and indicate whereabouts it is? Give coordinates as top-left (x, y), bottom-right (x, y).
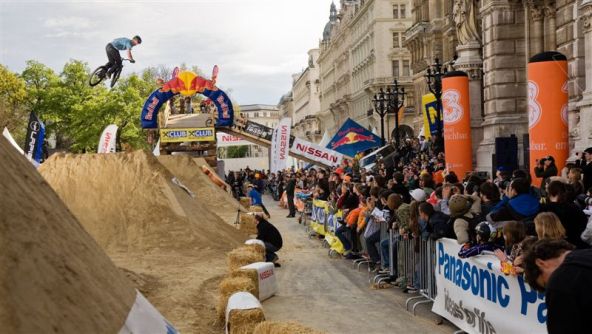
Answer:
top-left (331, 131), bottom-right (376, 149)
top-left (160, 70), bottom-right (217, 96)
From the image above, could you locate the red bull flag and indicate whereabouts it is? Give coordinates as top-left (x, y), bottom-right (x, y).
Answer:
top-left (327, 118), bottom-right (381, 157)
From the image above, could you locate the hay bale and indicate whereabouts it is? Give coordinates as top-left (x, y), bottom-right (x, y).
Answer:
top-left (240, 197), bottom-right (251, 208)
top-left (229, 269), bottom-right (260, 299)
top-left (244, 243), bottom-right (265, 258)
top-left (217, 276), bottom-right (257, 321)
top-left (228, 308), bottom-right (266, 334)
top-left (253, 321), bottom-right (325, 334)
top-left (227, 246), bottom-right (265, 271)
top-left (249, 206), bottom-right (264, 213)
top-left (239, 213), bottom-right (258, 235)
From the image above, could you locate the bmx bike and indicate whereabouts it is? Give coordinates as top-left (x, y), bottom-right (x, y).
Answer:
top-left (89, 59), bottom-right (131, 88)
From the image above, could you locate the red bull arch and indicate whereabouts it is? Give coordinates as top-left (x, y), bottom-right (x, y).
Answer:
top-left (140, 65), bottom-right (233, 128)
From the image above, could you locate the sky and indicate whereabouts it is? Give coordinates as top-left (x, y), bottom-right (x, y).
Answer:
top-left (0, 0), bottom-right (333, 105)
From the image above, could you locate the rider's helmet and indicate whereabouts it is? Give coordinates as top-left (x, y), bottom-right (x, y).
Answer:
top-left (133, 35), bottom-right (142, 44)
top-left (475, 222), bottom-right (496, 243)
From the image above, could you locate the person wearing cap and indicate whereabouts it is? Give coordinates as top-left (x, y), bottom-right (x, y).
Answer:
top-left (449, 194), bottom-right (482, 244)
top-left (247, 183), bottom-right (270, 218)
top-left (575, 147), bottom-right (592, 190)
top-left (534, 155), bottom-right (558, 190)
top-left (409, 188), bottom-right (427, 203)
top-left (488, 177), bottom-right (540, 229)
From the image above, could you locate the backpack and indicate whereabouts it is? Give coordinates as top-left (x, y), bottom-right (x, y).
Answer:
top-left (429, 212), bottom-right (452, 240)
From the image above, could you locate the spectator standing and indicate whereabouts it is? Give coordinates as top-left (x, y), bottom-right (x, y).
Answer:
top-left (285, 173), bottom-right (296, 218)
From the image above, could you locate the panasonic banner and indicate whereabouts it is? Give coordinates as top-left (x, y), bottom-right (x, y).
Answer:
top-left (271, 118), bottom-right (291, 173)
top-left (23, 112), bottom-right (45, 165)
top-left (432, 238), bottom-right (547, 334)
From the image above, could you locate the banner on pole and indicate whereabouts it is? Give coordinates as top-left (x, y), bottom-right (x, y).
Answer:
top-left (422, 94), bottom-right (442, 139)
top-left (3, 127), bottom-right (24, 155)
top-left (327, 118), bottom-right (380, 157)
top-left (98, 124), bottom-right (118, 153)
top-left (432, 238), bottom-right (547, 334)
top-left (271, 118), bottom-right (291, 173)
top-left (23, 112), bottom-right (45, 164)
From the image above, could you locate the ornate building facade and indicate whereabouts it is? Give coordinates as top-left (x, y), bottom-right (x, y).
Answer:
top-left (316, 0), bottom-right (415, 139)
top-left (406, 0), bottom-right (592, 172)
top-left (291, 49), bottom-right (323, 143)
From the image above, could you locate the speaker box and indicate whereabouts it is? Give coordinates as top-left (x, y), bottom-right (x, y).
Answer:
top-left (495, 136), bottom-right (519, 173)
top-left (523, 134), bottom-right (530, 171)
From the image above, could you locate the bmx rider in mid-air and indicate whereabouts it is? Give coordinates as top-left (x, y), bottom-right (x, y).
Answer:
top-left (104, 36), bottom-right (142, 78)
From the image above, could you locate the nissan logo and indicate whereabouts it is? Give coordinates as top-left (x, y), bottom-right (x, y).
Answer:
top-left (30, 121), bottom-right (41, 132)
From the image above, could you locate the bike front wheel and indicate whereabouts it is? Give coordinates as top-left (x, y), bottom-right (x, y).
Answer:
top-left (110, 66), bottom-right (123, 88)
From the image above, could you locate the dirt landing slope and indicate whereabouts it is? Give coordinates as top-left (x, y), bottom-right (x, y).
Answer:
top-left (39, 151), bottom-right (245, 254)
top-left (158, 155), bottom-right (244, 224)
top-left (39, 150), bottom-right (247, 332)
top-left (0, 137), bottom-right (136, 334)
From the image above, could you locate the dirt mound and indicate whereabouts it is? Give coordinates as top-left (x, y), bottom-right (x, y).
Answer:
top-left (158, 155), bottom-right (244, 224)
top-left (39, 150), bottom-right (245, 254)
top-left (39, 150), bottom-right (248, 332)
top-left (0, 137), bottom-right (136, 333)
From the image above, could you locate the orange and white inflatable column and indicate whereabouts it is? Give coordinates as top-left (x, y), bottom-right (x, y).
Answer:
top-left (442, 71), bottom-right (472, 178)
top-left (528, 51), bottom-right (569, 182)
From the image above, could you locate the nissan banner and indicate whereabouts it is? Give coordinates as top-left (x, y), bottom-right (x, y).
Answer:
top-left (290, 137), bottom-right (343, 167)
top-left (271, 118), bottom-right (291, 173)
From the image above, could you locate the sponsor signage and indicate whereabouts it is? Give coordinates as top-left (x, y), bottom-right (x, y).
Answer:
top-left (271, 118), bottom-right (291, 173)
top-left (432, 238), bottom-right (547, 334)
top-left (290, 137), bottom-right (344, 167)
top-left (98, 124), bottom-right (118, 153)
top-left (159, 127), bottom-right (215, 143)
top-left (216, 133), bottom-right (251, 147)
top-left (243, 121), bottom-right (274, 141)
top-left (23, 112), bottom-right (46, 164)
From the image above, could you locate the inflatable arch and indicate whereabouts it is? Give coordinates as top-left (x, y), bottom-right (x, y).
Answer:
top-left (140, 66), bottom-right (234, 129)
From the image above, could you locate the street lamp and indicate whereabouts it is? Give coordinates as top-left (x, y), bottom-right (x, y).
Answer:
top-left (372, 79), bottom-right (405, 147)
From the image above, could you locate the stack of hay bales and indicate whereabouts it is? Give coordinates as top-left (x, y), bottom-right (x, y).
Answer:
top-left (216, 276), bottom-right (257, 321)
top-left (225, 292), bottom-right (265, 334)
top-left (253, 321), bottom-right (325, 334)
top-left (244, 239), bottom-right (266, 258)
top-left (227, 245), bottom-right (265, 271)
top-left (238, 212), bottom-right (258, 235)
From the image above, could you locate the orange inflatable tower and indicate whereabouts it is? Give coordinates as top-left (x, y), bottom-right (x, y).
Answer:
top-left (442, 71), bottom-right (472, 179)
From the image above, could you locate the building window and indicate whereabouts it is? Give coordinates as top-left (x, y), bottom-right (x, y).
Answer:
top-left (393, 32), bottom-right (400, 48)
top-left (393, 4), bottom-right (399, 18)
top-left (400, 4), bottom-right (406, 18)
top-left (392, 60), bottom-right (400, 77)
top-left (402, 60), bottom-right (410, 77)
top-left (254, 112), bottom-right (259, 118)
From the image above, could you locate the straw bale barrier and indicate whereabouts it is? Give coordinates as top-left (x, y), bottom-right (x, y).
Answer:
top-left (227, 246), bottom-right (265, 271)
top-left (253, 321), bottom-right (325, 334)
top-left (217, 276), bottom-right (257, 321)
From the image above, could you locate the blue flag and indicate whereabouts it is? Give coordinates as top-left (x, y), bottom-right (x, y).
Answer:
top-left (327, 118), bottom-right (381, 157)
top-left (23, 112), bottom-right (45, 164)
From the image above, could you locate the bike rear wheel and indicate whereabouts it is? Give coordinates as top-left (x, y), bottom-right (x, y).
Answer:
top-left (110, 66), bottom-right (123, 88)
top-left (89, 66), bottom-right (107, 86)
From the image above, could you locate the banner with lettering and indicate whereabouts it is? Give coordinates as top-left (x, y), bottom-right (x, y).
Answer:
top-left (271, 118), bottom-right (291, 173)
top-left (23, 112), bottom-right (46, 165)
top-left (422, 93), bottom-right (442, 139)
top-left (433, 238), bottom-right (547, 334)
top-left (290, 137), bottom-right (344, 167)
top-left (216, 132), bottom-right (251, 147)
top-left (97, 124), bottom-right (118, 153)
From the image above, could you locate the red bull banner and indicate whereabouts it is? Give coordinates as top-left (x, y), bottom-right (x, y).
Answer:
top-left (140, 67), bottom-right (233, 128)
top-left (327, 118), bottom-right (381, 157)
top-left (528, 51), bottom-right (569, 183)
top-left (442, 71), bottom-right (472, 178)
top-left (291, 137), bottom-right (344, 167)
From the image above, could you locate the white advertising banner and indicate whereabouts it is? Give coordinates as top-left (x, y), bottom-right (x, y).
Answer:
top-left (432, 238), bottom-right (547, 334)
top-left (119, 291), bottom-right (178, 334)
top-left (290, 137), bottom-right (344, 167)
top-left (270, 118), bottom-right (291, 173)
top-left (97, 124), bottom-right (118, 153)
top-left (240, 262), bottom-right (278, 302)
top-left (3, 127), bottom-right (24, 155)
top-left (216, 132), bottom-right (251, 147)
